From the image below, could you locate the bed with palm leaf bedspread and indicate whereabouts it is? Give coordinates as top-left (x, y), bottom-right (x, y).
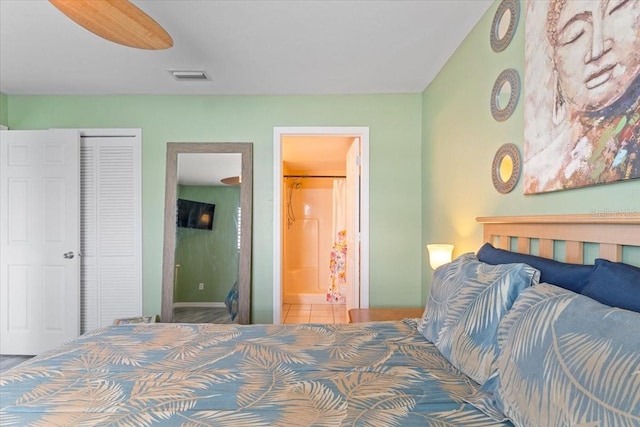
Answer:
top-left (2, 247), bottom-right (640, 426)
top-left (1, 319), bottom-right (508, 426)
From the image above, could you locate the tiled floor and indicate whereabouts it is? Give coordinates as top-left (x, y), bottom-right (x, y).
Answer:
top-left (173, 307), bottom-right (235, 324)
top-left (0, 355), bottom-right (32, 374)
top-left (282, 303), bottom-right (349, 324)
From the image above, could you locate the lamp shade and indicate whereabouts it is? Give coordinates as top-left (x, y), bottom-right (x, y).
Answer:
top-left (427, 244), bottom-right (454, 270)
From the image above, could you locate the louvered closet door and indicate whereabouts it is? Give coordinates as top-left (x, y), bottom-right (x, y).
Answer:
top-left (80, 134), bottom-right (142, 332)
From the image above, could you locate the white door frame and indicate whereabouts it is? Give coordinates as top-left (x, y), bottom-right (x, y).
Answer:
top-left (273, 127), bottom-right (369, 324)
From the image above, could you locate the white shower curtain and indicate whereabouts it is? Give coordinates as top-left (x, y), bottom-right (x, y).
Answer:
top-left (327, 179), bottom-right (347, 303)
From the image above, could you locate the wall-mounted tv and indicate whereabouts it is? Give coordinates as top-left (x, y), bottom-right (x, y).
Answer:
top-left (177, 199), bottom-right (215, 230)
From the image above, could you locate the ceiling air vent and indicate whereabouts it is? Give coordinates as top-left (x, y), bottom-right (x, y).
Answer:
top-left (168, 70), bottom-right (209, 81)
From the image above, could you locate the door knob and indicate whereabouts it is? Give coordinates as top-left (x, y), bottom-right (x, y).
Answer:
top-left (63, 251), bottom-right (75, 259)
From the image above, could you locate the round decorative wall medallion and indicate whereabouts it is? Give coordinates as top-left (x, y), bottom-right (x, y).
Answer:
top-left (492, 143), bottom-right (521, 194)
top-left (490, 68), bottom-right (520, 122)
top-left (490, 0), bottom-right (520, 53)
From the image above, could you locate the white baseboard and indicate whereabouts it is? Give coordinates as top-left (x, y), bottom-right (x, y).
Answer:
top-left (173, 302), bottom-right (226, 309)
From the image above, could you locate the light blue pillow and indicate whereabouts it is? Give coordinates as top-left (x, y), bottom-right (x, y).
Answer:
top-left (471, 283), bottom-right (640, 426)
top-left (418, 253), bottom-right (539, 384)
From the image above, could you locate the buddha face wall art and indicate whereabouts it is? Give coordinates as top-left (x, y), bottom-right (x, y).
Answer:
top-left (524, 0), bottom-right (640, 194)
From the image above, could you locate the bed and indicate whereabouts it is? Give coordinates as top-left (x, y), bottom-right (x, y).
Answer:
top-left (1, 214), bottom-right (639, 426)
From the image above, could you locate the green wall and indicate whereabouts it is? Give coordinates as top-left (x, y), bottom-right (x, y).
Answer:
top-left (0, 93), bottom-right (7, 127)
top-left (4, 94), bottom-right (423, 322)
top-left (175, 185), bottom-right (240, 303)
top-left (421, 0), bottom-right (640, 301)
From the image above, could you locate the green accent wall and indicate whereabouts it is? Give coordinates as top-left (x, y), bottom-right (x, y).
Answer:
top-left (175, 185), bottom-right (240, 303)
top-left (0, 93), bottom-right (7, 127)
top-left (421, 0), bottom-right (640, 301)
top-left (4, 94), bottom-right (423, 322)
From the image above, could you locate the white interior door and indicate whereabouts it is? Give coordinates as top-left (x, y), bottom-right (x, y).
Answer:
top-left (0, 129), bottom-right (80, 355)
top-left (345, 137), bottom-right (360, 311)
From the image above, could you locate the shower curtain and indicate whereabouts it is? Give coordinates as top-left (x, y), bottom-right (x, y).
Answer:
top-left (327, 179), bottom-right (347, 303)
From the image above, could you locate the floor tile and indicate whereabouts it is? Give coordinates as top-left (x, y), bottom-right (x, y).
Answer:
top-left (284, 316), bottom-right (309, 324)
top-left (288, 307), bottom-right (311, 315)
top-left (0, 355), bottom-right (32, 374)
top-left (310, 315), bottom-right (334, 323)
top-left (311, 305), bottom-right (334, 315)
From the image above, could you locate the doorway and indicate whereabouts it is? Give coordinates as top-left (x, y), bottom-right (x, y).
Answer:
top-left (273, 127), bottom-right (369, 324)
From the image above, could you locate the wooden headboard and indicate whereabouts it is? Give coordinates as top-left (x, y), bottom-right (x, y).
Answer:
top-left (477, 214), bottom-right (640, 265)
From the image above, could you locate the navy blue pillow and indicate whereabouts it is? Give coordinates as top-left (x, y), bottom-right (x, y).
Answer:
top-left (582, 258), bottom-right (640, 313)
top-left (477, 243), bottom-right (593, 293)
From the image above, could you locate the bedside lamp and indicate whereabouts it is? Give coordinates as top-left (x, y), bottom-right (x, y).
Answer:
top-left (427, 244), bottom-right (454, 270)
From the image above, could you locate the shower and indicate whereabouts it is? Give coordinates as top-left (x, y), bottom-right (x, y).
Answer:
top-left (282, 176), bottom-right (339, 305)
top-left (286, 177), bottom-right (302, 229)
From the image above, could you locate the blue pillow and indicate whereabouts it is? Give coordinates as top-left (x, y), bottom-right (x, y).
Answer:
top-left (225, 282), bottom-right (239, 321)
top-left (418, 252), bottom-right (539, 384)
top-left (581, 258), bottom-right (640, 313)
top-left (469, 283), bottom-right (640, 426)
top-left (477, 243), bottom-right (593, 293)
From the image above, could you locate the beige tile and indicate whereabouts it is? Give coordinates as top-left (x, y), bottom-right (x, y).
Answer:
top-left (288, 307), bottom-right (311, 315)
top-left (309, 315), bottom-right (335, 324)
top-left (284, 316), bottom-right (309, 324)
top-left (332, 305), bottom-right (347, 314)
top-left (335, 313), bottom-right (349, 323)
top-left (311, 305), bottom-right (334, 315)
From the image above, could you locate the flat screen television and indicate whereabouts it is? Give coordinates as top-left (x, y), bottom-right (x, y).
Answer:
top-left (176, 199), bottom-right (215, 230)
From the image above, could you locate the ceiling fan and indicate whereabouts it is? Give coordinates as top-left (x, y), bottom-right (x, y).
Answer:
top-left (221, 176), bottom-right (241, 186)
top-left (49, 0), bottom-right (173, 50)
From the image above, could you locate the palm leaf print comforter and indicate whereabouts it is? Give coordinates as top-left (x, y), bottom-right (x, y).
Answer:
top-left (0, 320), bottom-right (510, 426)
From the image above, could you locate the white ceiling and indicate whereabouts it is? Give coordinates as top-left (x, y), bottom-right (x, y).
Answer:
top-left (1, 0), bottom-right (492, 185)
top-left (177, 153), bottom-right (241, 186)
top-left (0, 0), bottom-right (492, 96)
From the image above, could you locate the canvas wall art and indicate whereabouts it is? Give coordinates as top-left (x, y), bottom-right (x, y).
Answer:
top-left (524, 0), bottom-right (640, 194)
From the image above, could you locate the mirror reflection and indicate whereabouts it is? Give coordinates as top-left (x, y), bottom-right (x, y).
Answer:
top-left (173, 153), bottom-right (241, 324)
top-left (499, 154), bottom-right (513, 182)
top-left (490, 68), bottom-right (520, 122)
top-left (498, 9), bottom-right (511, 40)
top-left (490, 0), bottom-right (519, 53)
top-left (162, 143), bottom-right (252, 325)
top-left (497, 80), bottom-right (512, 110)
top-left (491, 143), bottom-right (521, 194)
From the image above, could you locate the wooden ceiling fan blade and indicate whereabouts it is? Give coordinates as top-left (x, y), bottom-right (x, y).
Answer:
top-left (49, 0), bottom-right (173, 50)
top-left (221, 176), bottom-right (241, 186)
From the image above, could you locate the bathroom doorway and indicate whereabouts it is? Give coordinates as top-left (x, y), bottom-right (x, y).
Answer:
top-left (273, 127), bottom-right (369, 324)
